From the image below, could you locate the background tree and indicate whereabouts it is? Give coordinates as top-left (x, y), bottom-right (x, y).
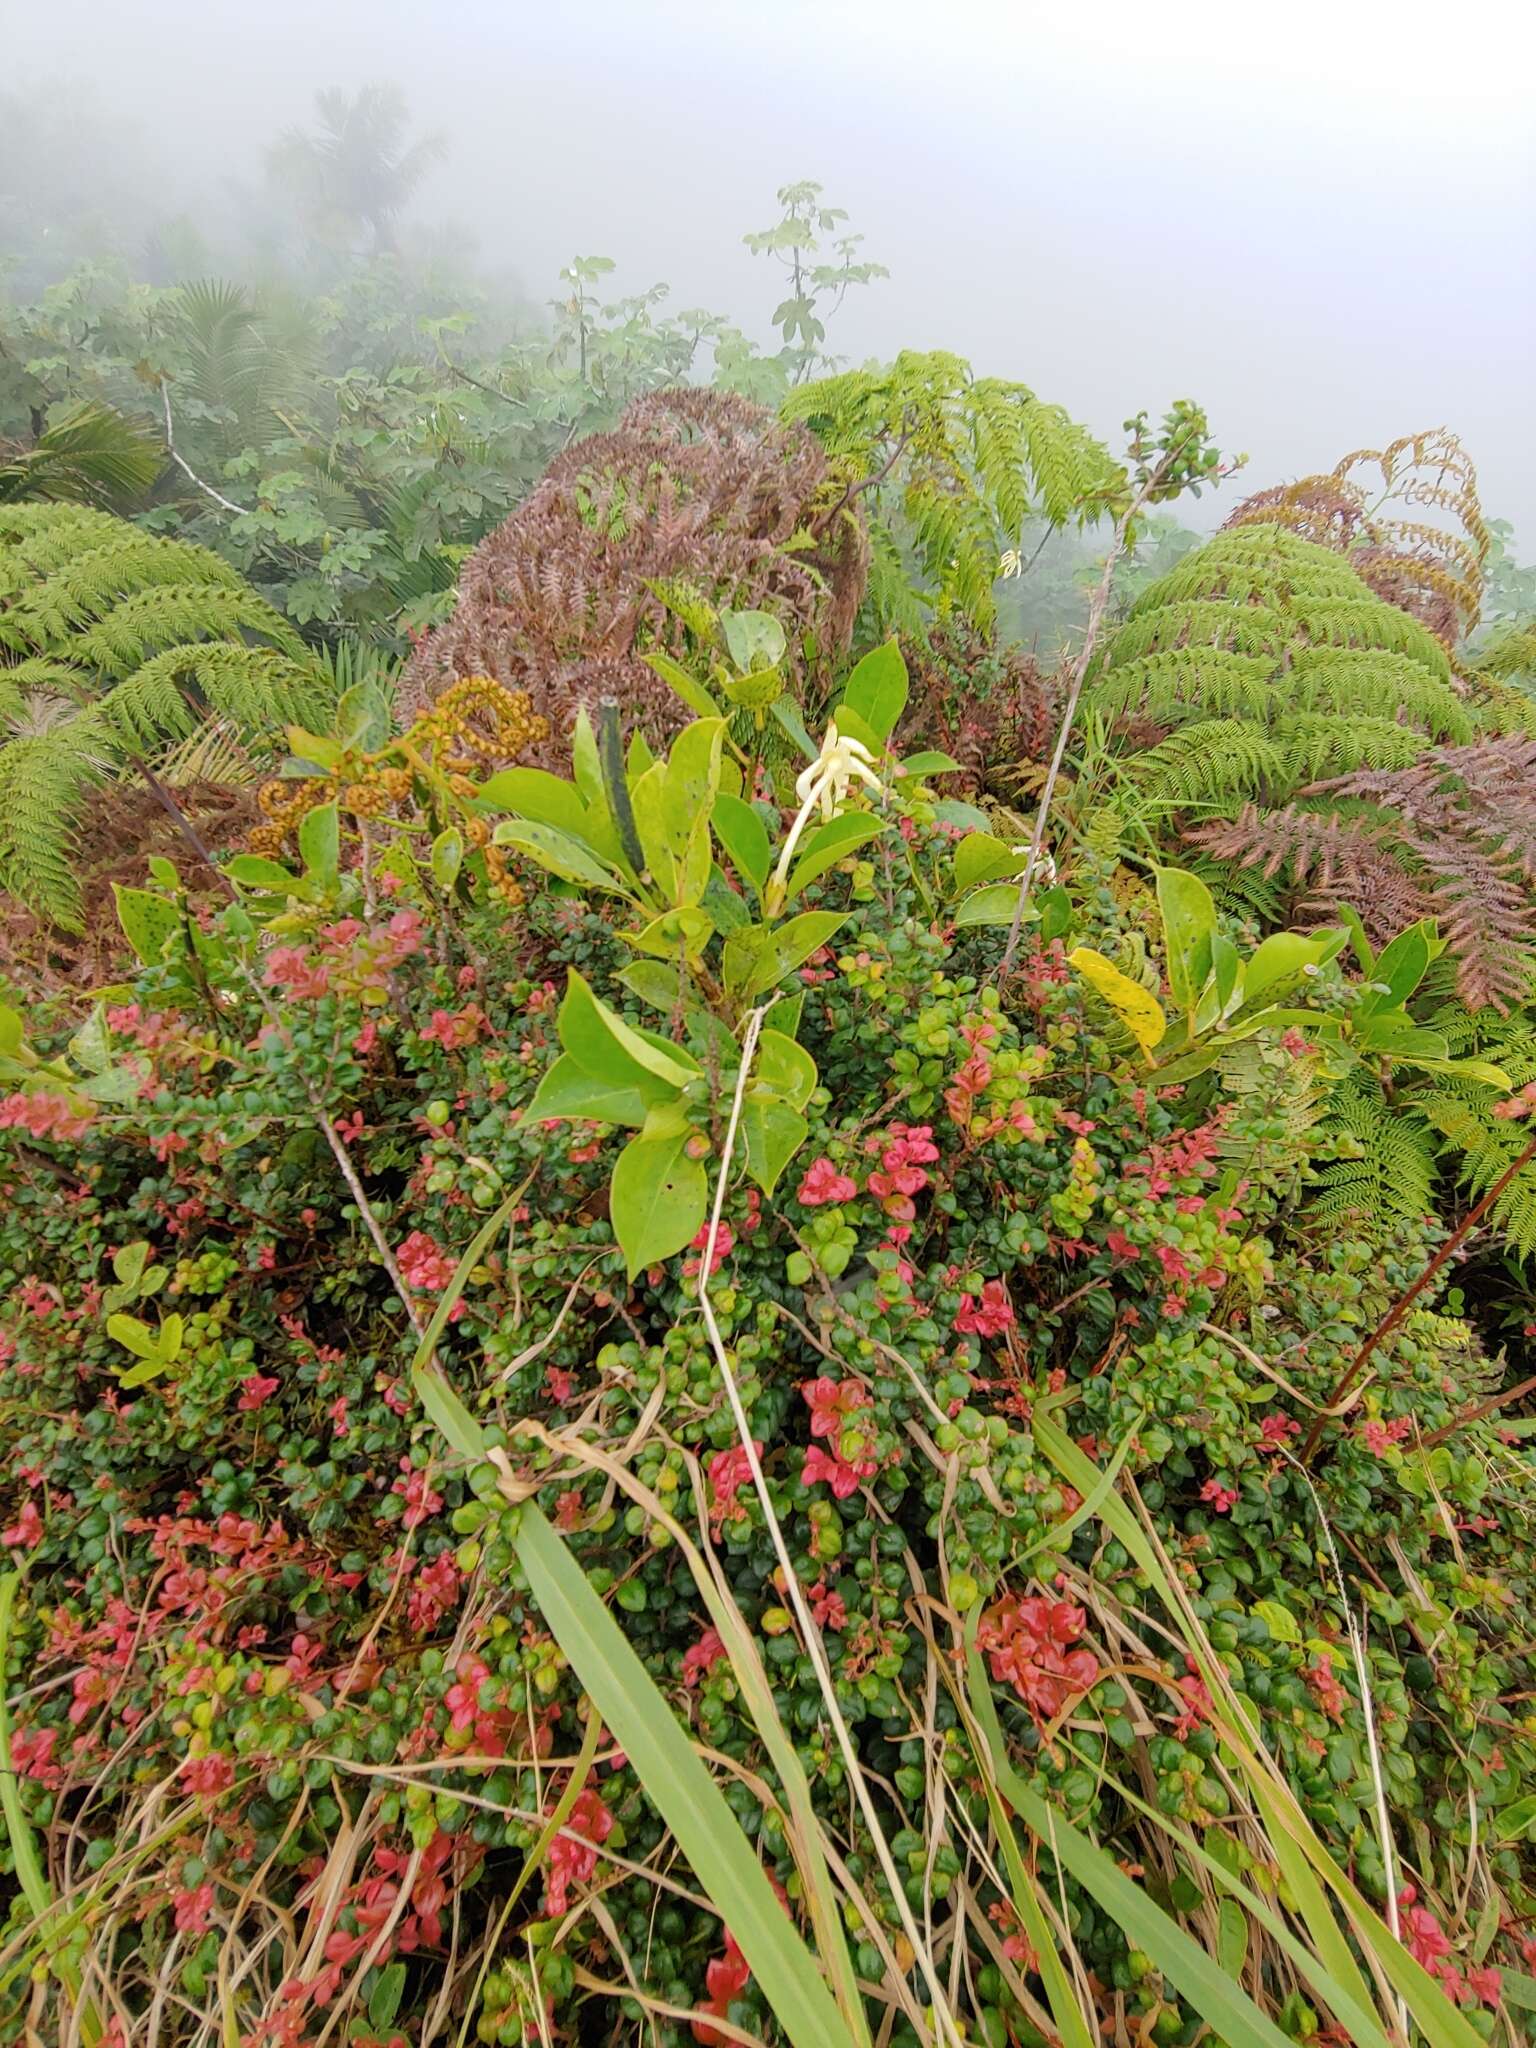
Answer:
top-left (266, 85), bottom-right (447, 255)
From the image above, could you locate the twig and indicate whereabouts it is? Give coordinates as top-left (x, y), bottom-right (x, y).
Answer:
top-left (1419, 1369), bottom-right (1536, 1450)
top-left (159, 379), bottom-right (249, 518)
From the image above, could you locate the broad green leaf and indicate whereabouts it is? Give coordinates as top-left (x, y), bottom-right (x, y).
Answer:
top-left (0, 1006), bottom-right (22, 1058)
top-left (642, 650), bottom-right (722, 720)
top-left (335, 680), bottom-right (391, 751)
top-left (1358, 919), bottom-right (1436, 1016)
top-left (112, 1241), bottom-right (148, 1288)
top-left (641, 1098), bottom-right (691, 1142)
top-left (1251, 1599), bottom-right (1301, 1645)
top-left (952, 832), bottom-right (1025, 895)
top-left (621, 907), bottom-right (714, 960)
top-left (1337, 903), bottom-right (1375, 974)
top-left (1495, 1795), bottom-right (1536, 1843)
top-left (526, 1053), bottom-right (649, 1128)
top-left (664, 720), bottom-right (726, 859)
top-left (558, 972), bottom-right (698, 1093)
top-left (571, 708), bottom-right (605, 810)
top-left (225, 855), bottom-right (300, 892)
top-left (712, 792), bottom-right (772, 896)
top-left (628, 760), bottom-right (677, 896)
top-left (679, 812), bottom-right (713, 905)
top-left (1243, 930), bottom-right (1334, 1006)
top-left (478, 767), bottom-right (592, 844)
top-left (1069, 946), bottom-right (1167, 1054)
top-left (515, 1508), bottom-right (860, 2048)
top-left (610, 1131), bottom-right (707, 1276)
top-left (106, 1313), bottom-right (157, 1361)
top-left (1155, 865), bottom-right (1218, 1018)
top-left (615, 962), bottom-right (684, 1012)
top-left (1217, 1900), bottom-right (1248, 1982)
top-left (430, 828), bottom-right (464, 891)
top-left (285, 725), bottom-right (342, 771)
top-left (837, 639), bottom-right (907, 743)
top-left (955, 882), bottom-right (1031, 928)
top-left (1398, 1054), bottom-right (1510, 1085)
top-left (1040, 885), bottom-right (1074, 941)
top-left (741, 1096), bottom-right (809, 1197)
top-left (160, 1314), bottom-right (183, 1363)
top-left (69, 1005), bottom-right (111, 1077)
top-left (933, 797), bottom-right (994, 834)
top-left (831, 704), bottom-right (881, 755)
top-left (491, 821), bottom-right (626, 893)
top-left (1353, 1014), bottom-right (1446, 1060)
top-left (1210, 933), bottom-right (1241, 1014)
top-left (298, 803), bottom-right (339, 887)
top-left (770, 695), bottom-right (818, 761)
top-left (113, 885), bottom-right (182, 965)
top-left (738, 912), bottom-right (846, 1000)
top-left (368, 1962), bottom-right (407, 2032)
top-left (722, 607), bottom-right (787, 673)
top-left (897, 749), bottom-right (961, 777)
top-left (757, 1029), bottom-right (816, 1110)
top-left (784, 813), bottom-right (886, 900)
top-left (627, 730), bottom-right (655, 778)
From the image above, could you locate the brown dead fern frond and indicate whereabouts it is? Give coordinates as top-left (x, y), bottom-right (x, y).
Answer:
top-left (1190, 737), bottom-right (1536, 1011)
top-left (400, 388), bottom-right (867, 765)
top-left (1223, 428), bottom-right (1489, 647)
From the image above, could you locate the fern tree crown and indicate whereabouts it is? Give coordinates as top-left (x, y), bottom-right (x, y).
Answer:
top-left (0, 504), bottom-right (329, 929)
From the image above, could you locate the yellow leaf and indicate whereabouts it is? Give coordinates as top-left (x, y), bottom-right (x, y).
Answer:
top-left (1068, 946), bottom-right (1167, 1055)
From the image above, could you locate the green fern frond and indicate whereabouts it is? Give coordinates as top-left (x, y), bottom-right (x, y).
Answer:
top-left (1284, 647), bottom-right (1468, 737)
top-left (1478, 623), bottom-right (1536, 683)
top-left (154, 720), bottom-right (260, 789)
top-left (788, 351), bottom-right (1121, 634)
top-left (1271, 712), bottom-right (1432, 782)
top-left (71, 585), bottom-right (305, 673)
top-left (0, 507), bottom-right (325, 928)
top-left (1289, 598), bottom-right (1453, 678)
top-left (0, 709), bottom-right (111, 929)
top-left (1126, 718), bottom-right (1285, 807)
top-left (4, 535), bottom-right (247, 650)
top-left (1215, 1036), bottom-right (1328, 1196)
top-left (1103, 599), bottom-right (1289, 665)
top-left (1310, 1079), bottom-right (1439, 1241)
top-left (1086, 648), bottom-right (1277, 726)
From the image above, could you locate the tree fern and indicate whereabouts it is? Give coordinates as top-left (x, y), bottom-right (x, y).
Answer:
top-left (71, 584), bottom-right (305, 671)
top-left (785, 350), bottom-right (1123, 635)
top-left (0, 506), bottom-right (331, 928)
top-left (1095, 521), bottom-right (1528, 1008)
top-left (0, 400), bottom-right (162, 511)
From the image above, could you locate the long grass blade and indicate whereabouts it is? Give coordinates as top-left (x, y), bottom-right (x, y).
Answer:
top-left (516, 1504), bottom-right (859, 2048)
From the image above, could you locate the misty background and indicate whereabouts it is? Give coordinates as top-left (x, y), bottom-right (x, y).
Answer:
top-left (4, 0), bottom-right (1533, 532)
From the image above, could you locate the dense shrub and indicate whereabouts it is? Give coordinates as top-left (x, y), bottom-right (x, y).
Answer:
top-left (0, 705), bottom-right (1532, 2044)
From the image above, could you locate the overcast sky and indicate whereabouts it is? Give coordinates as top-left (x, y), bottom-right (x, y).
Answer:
top-left (10, 0), bottom-right (1535, 531)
